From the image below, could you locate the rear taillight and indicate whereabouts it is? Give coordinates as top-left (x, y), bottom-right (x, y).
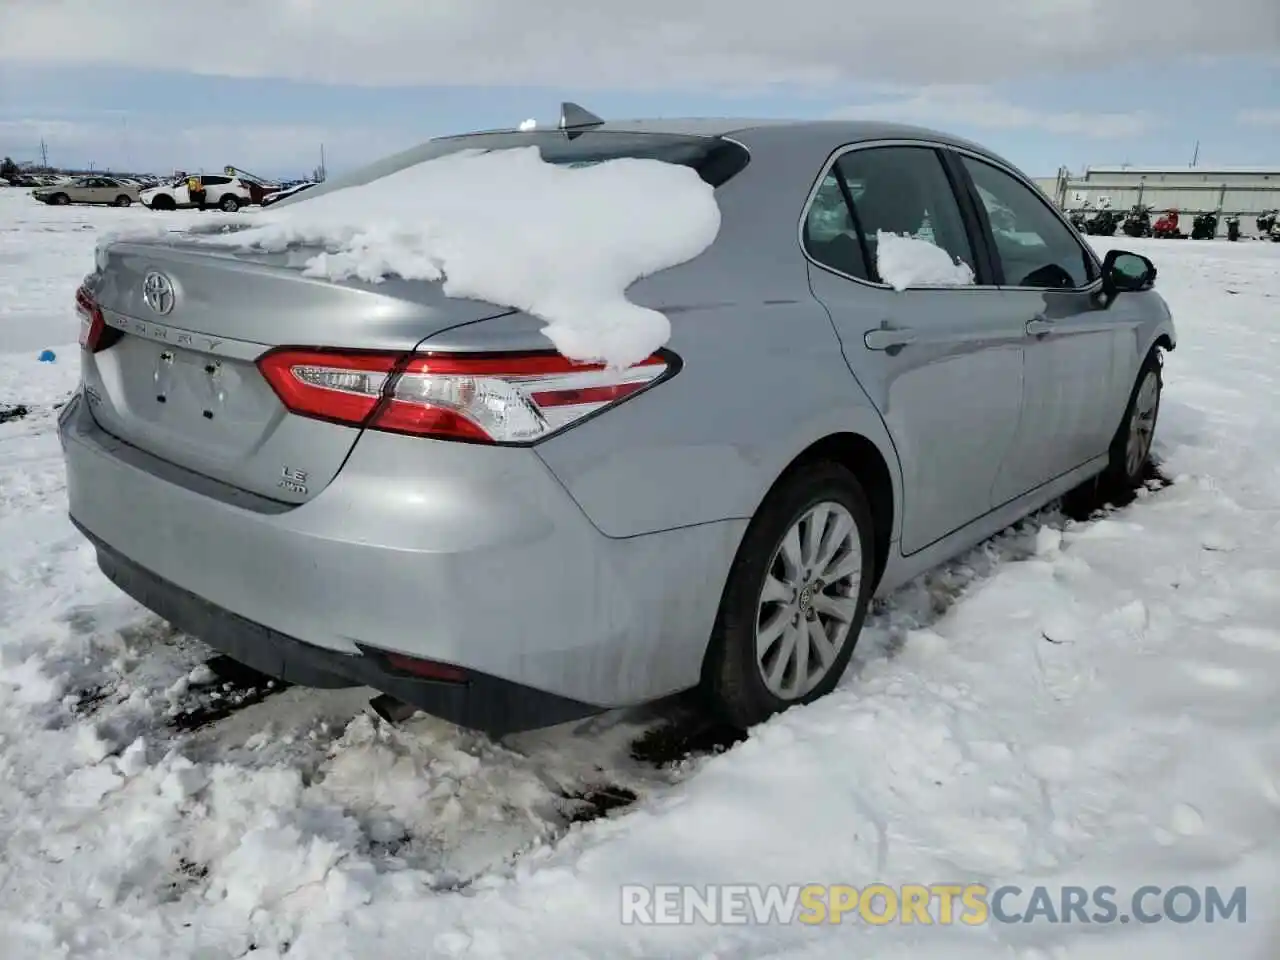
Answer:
top-left (256, 348), bottom-right (672, 444)
top-left (75, 285), bottom-right (119, 353)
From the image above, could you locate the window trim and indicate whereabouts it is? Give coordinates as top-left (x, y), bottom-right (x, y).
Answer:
top-left (938, 150), bottom-right (1003, 285)
top-left (833, 162), bottom-right (875, 281)
top-left (797, 139), bottom-right (997, 292)
top-left (946, 147), bottom-right (1104, 294)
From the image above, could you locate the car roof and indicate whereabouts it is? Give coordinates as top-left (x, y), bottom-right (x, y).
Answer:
top-left (443, 116), bottom-right (1001, 160)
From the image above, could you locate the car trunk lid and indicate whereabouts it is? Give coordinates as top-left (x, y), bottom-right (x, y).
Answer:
top-left (81, 234), bottom-right (514, 504)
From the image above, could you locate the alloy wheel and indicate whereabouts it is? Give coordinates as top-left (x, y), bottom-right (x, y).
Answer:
top-left (1126, 369), bottom-right (1160, 477)
top-left (755, 501), bottom-right (863, 700)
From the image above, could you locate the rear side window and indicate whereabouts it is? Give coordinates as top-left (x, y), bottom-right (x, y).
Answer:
top-left (804, 145), bottom-right (976, 286)
top-left (959, 156), bottom-right (1096, 288)
top-left (839, 147), bottom-right (975, 283)
top-left (202, 175), bottom-right (232, 185)
top-left (803, 173), bottom-right (871, 281)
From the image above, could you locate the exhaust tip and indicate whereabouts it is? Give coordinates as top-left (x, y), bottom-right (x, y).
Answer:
top-left (368, 693), bottom-right (418, 726)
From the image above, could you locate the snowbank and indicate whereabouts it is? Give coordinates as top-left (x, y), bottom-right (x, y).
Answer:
top-left (209, 146), bottom-right (722, 369)
top-left (876, 231), bottom-right (975, 290)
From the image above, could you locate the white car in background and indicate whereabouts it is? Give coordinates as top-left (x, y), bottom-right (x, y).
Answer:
top-left (140, 174), bottom-right (253, 212)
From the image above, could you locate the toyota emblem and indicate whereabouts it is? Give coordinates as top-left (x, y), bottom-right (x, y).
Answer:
top-left (141, 271), bottom-right (175, 316)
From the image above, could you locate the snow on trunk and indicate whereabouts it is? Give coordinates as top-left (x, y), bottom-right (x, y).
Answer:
top-left (206, 146), bottom-right (722, 369)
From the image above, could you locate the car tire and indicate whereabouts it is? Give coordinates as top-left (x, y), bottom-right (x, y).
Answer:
top-left (703, 461), bottom-right (877, 730)
top-left (151, 196), bottom-right (175, 211)
top-left (51, 193), bottom-right (70, 206)
top-left (220, 195), bottom-right (240, 212)
top-left (114, 195), bottom-right (132, 207)
top-left (1104, 349), bottom-right (1162, 488)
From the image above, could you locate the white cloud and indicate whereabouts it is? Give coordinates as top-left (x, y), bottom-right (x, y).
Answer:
top-left (834, 85), bottom-right (1159, 139)
top-left (0, 0), bottom-right (1276, 88)
top-left (1237, 108), bottom-right (1280, 127)
top-left (0, 118), bottom-right (418, 176)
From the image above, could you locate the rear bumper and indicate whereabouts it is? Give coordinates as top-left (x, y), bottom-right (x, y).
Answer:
top-left (81, 523), bottom-right (595, 734)
top-left (59, 393), bottom-right (745, 727)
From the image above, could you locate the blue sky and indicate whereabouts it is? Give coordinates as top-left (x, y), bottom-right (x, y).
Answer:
top-left (1, 2), bottom-right (1276, 179)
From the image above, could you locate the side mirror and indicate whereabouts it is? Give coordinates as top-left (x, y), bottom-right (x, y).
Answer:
top-left (1100, 249), bottom-right (1156, 306)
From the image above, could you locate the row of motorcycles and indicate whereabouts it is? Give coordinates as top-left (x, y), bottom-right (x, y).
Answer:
top-left (1069, 205), bottom-right (1280, 242)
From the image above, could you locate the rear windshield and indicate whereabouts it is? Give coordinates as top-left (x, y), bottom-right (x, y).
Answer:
top-left (286, 130), bottom-right (751, 207)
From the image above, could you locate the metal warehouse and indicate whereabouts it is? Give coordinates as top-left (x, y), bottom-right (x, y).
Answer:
top-left (1036, 166), bottom-right (1280, 234)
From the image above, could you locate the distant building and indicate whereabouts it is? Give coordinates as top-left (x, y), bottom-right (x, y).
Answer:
top-left (1035, 165), bottom-right (1280, 234)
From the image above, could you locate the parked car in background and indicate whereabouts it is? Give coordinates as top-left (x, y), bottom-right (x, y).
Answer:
top-left (140, 174), bottom-right (253, 212)
top-left (260, 181), bottom-right (318, 206)
top-left (244, 180), bottom-right (279, 205)
top-left (217, 166), bottom-right (283, 205)
top-left (62, 113), bottom-right (1176, 737)
top-left (33, 176), bottom-right (142, 207)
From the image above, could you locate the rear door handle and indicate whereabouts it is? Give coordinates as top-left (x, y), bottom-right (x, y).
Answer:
top-left (1025, 317), bottom-right (1054, 336)
top-left (864, 326), bottom-right (917, 351)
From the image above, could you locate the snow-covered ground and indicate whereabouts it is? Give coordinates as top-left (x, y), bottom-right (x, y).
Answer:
top-left (2, 188), bottom-right (1279, 958)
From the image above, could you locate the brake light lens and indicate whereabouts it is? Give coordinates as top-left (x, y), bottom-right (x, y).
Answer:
top-left (256, 348), bottom-right (672, 443)
top-left (75, 284), bottom-right (118, 353)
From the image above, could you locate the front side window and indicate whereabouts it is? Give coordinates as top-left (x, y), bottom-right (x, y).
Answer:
top-left (960, 156), bottom-right (1096, 288)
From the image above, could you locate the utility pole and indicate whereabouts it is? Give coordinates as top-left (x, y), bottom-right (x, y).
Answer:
top-left (1190, 140), bottom-right (1200, 168)
top-left (39, 138), bottom-right (49, 170)
top-left (319, 143), bottom-right (326, 182)
top-left (121, 116), bottom-right (132, 174)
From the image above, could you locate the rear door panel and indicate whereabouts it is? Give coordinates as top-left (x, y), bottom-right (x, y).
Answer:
top-left (811, 272), bottom-right (1027, 555)
top-left (805, 142), bottom-right (1028, 556)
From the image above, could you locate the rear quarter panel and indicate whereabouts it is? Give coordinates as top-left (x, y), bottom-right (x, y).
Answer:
top-left (434, 125), bottom-right (908, 541)
top-left (534, 295), bottom-right (900, 538)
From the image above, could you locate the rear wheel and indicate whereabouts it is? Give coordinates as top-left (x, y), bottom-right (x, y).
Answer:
top-left (703, 462), bottom-right (876, 729)
top-left (220, 194), bottom-right (240, 212)
top-left (1105, 350), bottom-right (1162, 488)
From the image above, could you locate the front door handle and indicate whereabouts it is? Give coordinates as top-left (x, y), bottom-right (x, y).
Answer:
top-left (864, 326), bottom-right (917, 351)
top-left (1025, 317), bottom-right (1054, 336)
